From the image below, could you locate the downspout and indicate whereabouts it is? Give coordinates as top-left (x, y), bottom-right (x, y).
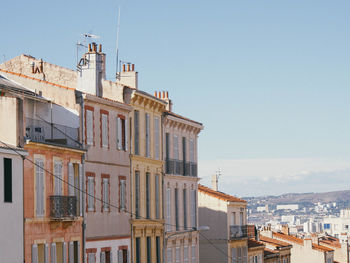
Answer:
top-left (129, 114), bottom-right (134, 263)
top-left (161, 112), bottom-right (165, 263)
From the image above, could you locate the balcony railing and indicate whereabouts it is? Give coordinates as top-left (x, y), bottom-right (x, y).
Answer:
top-left (165, 159), bottom-right (197, 177)
top-left (49, 196), bottom-right (77, 220)
top-left (230, 225), bottom-right (248, 240)
top-left (25, 117), bottom-right (81, 148)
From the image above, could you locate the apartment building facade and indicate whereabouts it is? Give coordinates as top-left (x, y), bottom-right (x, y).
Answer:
top-left (198, 183), bottom-right (248, 263)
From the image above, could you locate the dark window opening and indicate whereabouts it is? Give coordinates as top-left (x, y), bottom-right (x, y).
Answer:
top-left (4, 158), bottom-right (12, 203)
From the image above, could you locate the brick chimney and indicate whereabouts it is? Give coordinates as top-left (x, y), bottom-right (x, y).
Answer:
top-left (117, 63), bottom-right (138, 89)
top-left (77, 42), bottom-right (106, 97)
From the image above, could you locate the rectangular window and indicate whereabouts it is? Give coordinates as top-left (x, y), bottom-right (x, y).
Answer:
top-left (166, 188), bottom-right (171, 231)
top-left (165, 133), bottom-right (170, 160)
top-left (183, 188), bottom-right (187, 230)
top-left (182, 137), bottom-right (186, 175)
top-left (231, 212), bottom-right (236, 225)
top-left (117, 116), bottom-right (127, 151)
top-left (135, 171), bottom-right (140, 218)
top-left (102, 177), bottom-right (109, 211)
top-left (146, 172), bottom-right (150, 219)
top-left (173, 135), bottom-right (179, 160)
top-left (87, 176), bottom-right (95, 211)
top-left (35, 158), bottom-right (45, 217)
top-left (237, 247), bottom-right (242, 263)
top-left (54, 160), bottom-right (63, 195)
top-left (147, 237), bottom-right (151, 263)
top-left (189, 139), bottom-right (195, 163)
top-left (155, 174), bottom-right (160, 219)
top-left (154, 117), bottom-right (160, 159)
top-left (145, 113), bottom-right (150, 157)
top-left (190, 190), bottom-right (197, 229)
top-left (86, 109), bottom-right (94, 145)
top-left (101, 112), bottom-right (108, 148)
top-left (191, 245), bottom-right (196, 263)
top-left (156, 237), bottom-right (161, 263)
top-left (243, 246), bottom-right (247, 263)
top-left (120, 178), bottom-right (126, 211)
top-left (4, 158), bottom-right (12, 203)
top-left (231, 247), bottom-right (237, 263)
top-left (88, 252), bottom-right (96, 263)
top-left (240, 212), bottom-right (244, 225)
top-left (136, 238), bottom-right (141, 263)
top-left (134, 111), bottom-right (139, 155)
top-left (167, 248), bottom-right (172, 263)
top-left (175, 247), bottom-right (180, 263)
top-left (175, 188), bottom-right (179, 231)
top-left (184, 246), bottom-right (188, 263)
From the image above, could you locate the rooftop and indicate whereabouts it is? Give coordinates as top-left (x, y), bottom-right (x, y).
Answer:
top-left (198, 184), bottom-right (247, 203)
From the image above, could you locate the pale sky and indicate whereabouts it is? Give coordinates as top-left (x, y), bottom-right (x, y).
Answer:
top-left (1, 0), bottom-right (350, 196)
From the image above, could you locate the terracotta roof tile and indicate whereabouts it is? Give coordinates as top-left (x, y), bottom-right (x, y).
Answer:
top-left (273, 232), bottom-right (304, 245)
top-left (312, 243), bottom-right (334, 252)
top-left (248, 239), bottom-right (265, 249)
top-left (198, 184), bottom-right (247, 203)
top-left (260, 235), bottom-right (292, 248)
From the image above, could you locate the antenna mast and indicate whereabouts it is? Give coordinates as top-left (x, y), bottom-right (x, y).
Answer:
top-left (116, 6), bottom-right (121, 80)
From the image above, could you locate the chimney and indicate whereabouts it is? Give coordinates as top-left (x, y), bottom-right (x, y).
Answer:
top-left (211, 174), bottom-right (218, 191)
top-left (117, 63), bottom-right (138, 89)
top-left (282, 225), bottom-right (290, 236)
top-left (77, 42), bottom-right (106, 97)
top-left (304, 238), bottom-right (313, 249)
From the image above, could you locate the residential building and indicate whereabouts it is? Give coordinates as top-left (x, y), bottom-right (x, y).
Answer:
top-left (318, 235), bottom-right (349, 263)
top-left (323, 209), bottom-right (350, 238)
top-left (247, 239), bottom-right (264, 263)
top-left (260, 226), bottom-right (334, 263)
top-left (156, 91), bottom-right (203, 263)
top-left (259, 235), bottom-right (292, 263)
top-left (198, 181), bottom-right (248, 263)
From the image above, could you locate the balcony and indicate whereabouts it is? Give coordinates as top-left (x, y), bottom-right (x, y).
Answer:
top-left (230, 225), bottom-right (248, 240)
top-left (25, 117), bottom-right (81, 148)
top-left (49, 196), bottom-right (77, 220)
top-left (165, 159), bottom-right (197, 177)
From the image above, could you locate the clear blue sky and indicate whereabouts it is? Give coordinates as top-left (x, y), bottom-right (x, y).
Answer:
top-left (1, 0), bottom-right (350, 196)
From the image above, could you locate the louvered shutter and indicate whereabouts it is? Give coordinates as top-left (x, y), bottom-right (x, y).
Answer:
top-left (190, 190), bottom-right (197, 228)
top-left (155, 175), bottom-right (159, 219)
top-left (86, 110), bottom-right (93, 145)
top-left (100, 252), bottom-right (106, 263)
top-left (79, 164), bottom-right (83, 216)
top-left (117, 117), bottom-right (122, 150)
top-left (173, 135), bottom-right (178, 159)
top-left (231, 247), bottom-right (237, 263)
top-left (191, 245), bottom-right (196, 263)
top-left (243, 247), bottom-right (247, 263)
top-left (77, 241), bottom-right (80, 263)
top-left (145, 113), bottom-right (150, 157)
top-left (184, 247), bottom-right (188, 263)
top-left (45, 244), bottom-right (49, 263)
top-left (54, 162), bottom-right (59, 195)
top-left (154, 117), bottom-right (159, 159)
top-left (32, 244), bottom-right (38, 263)
top-left (118, 250), bottom-right (123, 263)
top-left (36, 159), bottom-right (44, 217)
top-left (120, 179), bottom-right (126, 211)
top-left (51, 243), bottom-right (57, 263)
top-left (125, 118), bottom-right (128, 151)
top-left (63, 242), bottom-right (67, 263)
top-left (102, 114), bottom-right (108, 147)
top-left (68, 163), bottom-right (74, 196)
top-left (167, 248), bottom-right (172, 263)
top-left (134, 111), bottom-right (139, 155)
top-left (166, 188), bottom-right (171, 231)
top-left (258, 254), bottom-right (262, 263)
top-left (126, 250), bottom-right (130, 263)
top-left (189, 139), bottom-right (194, 163)
top-left (109, 251), bottom-right (113, 263)
top-left (68, 242), bottom-right (74, 263)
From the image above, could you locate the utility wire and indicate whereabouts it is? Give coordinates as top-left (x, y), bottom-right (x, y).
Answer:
top-left (0, 139), bottom-right (234, 260)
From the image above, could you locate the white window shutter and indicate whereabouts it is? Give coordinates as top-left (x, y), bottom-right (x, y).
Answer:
top-left (166, 188), bottom-right (171, 231)
top-left (145, 113), bottom-right (150, 157)
top-left (173, 135), bottom-right (178, 159)
top-left (167, 248), bottom-right (172, 263)
top-left (54, 162), bottom-right (58, 195)
top-left (63, 242), bottom-right (67, 263)
top-left (68, 163), bottom-right (74, 196)
top-left (109, 251), bottom-right (113, 263)
top-left (118, 250), bottom-right (123, 263)
top-left (102, 114), bottom-right (108, 147)
top-left (127, 250), bottom-right (130, 263)
top-left (36, 159), bottom-right (44, 217)
top-left (79, 164), bottom-right (83, 216)
top-left (77, 241), bottom-right (80, 263)
top-left (125, 118), bottom-right (128, 151)
top-left (117, 117), bottom-right (122, 150)
top-left (100, 251), bottom-right (106, 263)
top-left (32, 244), bottom-right (38, 263)
top-left (86, 110), bottom-right (93, 145)
top-left (45, 243), bottom-right (49, 263)
top-left (69, 242), bottom-right (74, 263)
top-left (154, 117), bottom-right (159, 159)
top-left (51, 243), bottom-right (57, 263)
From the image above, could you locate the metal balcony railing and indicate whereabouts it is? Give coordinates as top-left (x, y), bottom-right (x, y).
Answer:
top-left (230, 225), bottom-right (248, 240)
top-left (165, 159), bottom-right (197, 177)
top-left (49, 196), bottom-right (77, 220)
top-left (25, 117), bottom-right (81, 148)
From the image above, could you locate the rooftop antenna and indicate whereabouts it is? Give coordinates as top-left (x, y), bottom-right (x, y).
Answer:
top-left (76, 42), bottom-right (87, 68)
top-left (115, 6), bottom-right (121, 80)
top-left (82, 33), bottom-right (100, 52)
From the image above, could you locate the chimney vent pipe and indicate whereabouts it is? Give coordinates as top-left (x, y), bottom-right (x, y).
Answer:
top-left (127, 64), bottom-right (130, 72)
top-left (99, 44), bottom-right (102, 53)
top-left (131, 64), bottom-right (135, 71)
top-left (88, 44), bottom-right (92, 52)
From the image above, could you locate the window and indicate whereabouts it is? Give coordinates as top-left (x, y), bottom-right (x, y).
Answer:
top-left (136, 238), bottom-right (141, 263)
top-left (156, 237), bottom-right (161, 263)
top-left (32, 243), bottom-right (49, 263)
top-left (4, 158), bottom-right (12, 202)
top-left (86, 108), bottom-right (94, 145)
top-left (167, 248), bottom-right (172, 263)
top-left (68, 241), bottom-right (80, 263)
top-left (191, 245), bottom-right (196, 263)
top-left (242, 247), bottom-right (247, 263)
top-left (101, 112), bottom-right (109, 148)
top-left (173, 135), bottom-right (179, 160)
top-left (146, 173), bottom-right (151, 219)
top-left (100, 248), bottom-right (111, 263)
top-left (117, 115), bottom-right (127, 151)
top-left (35, 158), bottom-right (45, 217)
top-left (87, 175), bottom-right (95, 212)
top-left (231, 212), bottom-right (236, 225)
top-left (102, 177), bottom-right (109, 212)
top-left (183, 188), bottom-right (187, 230)
top-left (184, 246), bottom-right (188, 263)
top-left (118, 248), bottom-right (128, 263)
top-left (119, 177), bottom-right (126, 211)
top-left (155, 174), bottom-right (160, 219)
top-left (145, 113), bottom-right (150, 157)
top-left (231, 247), bottom-right (237, 263)
top-left (166, 188), bottom-right (171, 231)
top-left (182, 137), bottom-right (186, 175)
top-left (237, 247), bottom-right (242, 263)
top-left (154, 117), bottom-right (160, 159)
top-left (54, 160), bottom-right (63, 195)
top-left (135, 171), bottom-right (140, 218)
top-left (147, 237), bottom-right (151, 263)
top-left (87, 251), bottom-right (96, 263)
top-left (54, 242), bottom-right (66, 263)
top-left (175, 188), bottom-right (179, 230)
top-left (69, 163), bottom-right (83, 216)
top-left (175, 247), bottom-right (180, 263)
top-left (165, 133), bottom-right (170, 160)
top-left (189, 139), bottom-right (195, 163)
top-left (240, 212), bottom-right (244, 225)
top-left (134, 111), bottom-right (139, 155)
top-left (190, 190), bottom-right (197, 229)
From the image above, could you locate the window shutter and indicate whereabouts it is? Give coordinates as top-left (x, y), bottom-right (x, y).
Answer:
top-left (77, 241), bottom-right (80, 263)
top-left (32, 244), bottom-right (38, 263)
top-left (191, 246), bottom-right (196, 263)
top-left (100, 252), bottom-right (106, 263)
top-left (243, 247), bottom-right (247, 263)
top-left (125, 118), bottom-right (128, 151)
top-left (184, 247), bottom-right (188, 263)
top-left (54, 161), bottom-right (59, 195)
top-left (86, 110), bottom-right (93, 145)
top-left (102, 114), bottom-right (108, 147)
top-left (155, 175), bottom-right (159, 219)
top-left (118, 250), bottom-right (123, 263)
top-left (117, 117), bottom-right (122, 150)
top-left (68, 242), bottom-right (74, 263)
top-left (36, 159), bottom-right (44, 217)
top-left (120, 179), bottom-right (126, 211)
top-left (63, 242), bottom-right (67, 263)
top-left (79, 164), bottom-right (83, 216)
top-left (167, 248), bottom-right (172, 263)
top-left (145, 113), bottom-right (150, 157)
top-left (68, 163), bottom-right (74, 196)
top-left (231, 247), bottom-right (237, 263)
top-left (154, 117), bottom-right (159, 159)
top-left (134, 111), bottom-right (139, 155)
top-left (190, 190), bottom-right (196, 228)
top-left (51, 243), bottom-right (57, 263)
top-left (189, 139), bottom-right (194, 163)
top-left (173, 135), bottom-right (178, 159)
top-left (166, 188), bottom-right (171, 231)
top-left (44, 244), bottom-right (49, 263)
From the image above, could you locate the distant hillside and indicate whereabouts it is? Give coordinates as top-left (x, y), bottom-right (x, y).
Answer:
top-left (244, 190), bottom-right (350, 205)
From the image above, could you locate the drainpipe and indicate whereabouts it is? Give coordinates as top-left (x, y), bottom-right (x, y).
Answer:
top-left (129, 114), bottom-right (133, 263)
top-left (161, 113), bottom-right (165, 263)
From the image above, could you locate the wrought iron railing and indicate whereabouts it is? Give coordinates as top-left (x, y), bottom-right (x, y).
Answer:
top-left (165, 159), bottom-right (197, 177)
top-left (230, 225), bottom-right (248, 240)
top-left (25, 117), bottom-right (80, 148)
top-left (49, 196), bottom-right (77, 220)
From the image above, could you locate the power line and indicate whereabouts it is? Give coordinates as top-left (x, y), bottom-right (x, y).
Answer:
top-left (199, 231), bottom-right (232, 261)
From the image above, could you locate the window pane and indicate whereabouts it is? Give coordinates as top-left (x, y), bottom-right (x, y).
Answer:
top-left (4, 158), bottom-right (12, 202)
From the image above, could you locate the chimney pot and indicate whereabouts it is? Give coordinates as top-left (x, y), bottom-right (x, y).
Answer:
top-left (88, 44), bottom-right (92, 52)
top-left (158, 91), bottom-right (161, 98)
top-left (166, 91), bottom-right (169, 98)
top-left (131, 64), bottom-right (135, 71)
top-left (99, 44), bottom-right (102, 53)
top-left (127, 64), bottom-right (130, 72)
top-left (154, 91), bottom-right (157, 97)
top-left (122, 64), bottom-right (126, 72)
top-left (92, 43), bottom-right (97, 52)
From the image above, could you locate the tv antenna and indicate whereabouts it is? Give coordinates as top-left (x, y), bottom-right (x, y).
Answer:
top-left (82, 33), bottom-right (100, 49)
top-left (76, 42), bottom-right (87, 68)
top-left (115, 6), bottom-right (121, 80)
